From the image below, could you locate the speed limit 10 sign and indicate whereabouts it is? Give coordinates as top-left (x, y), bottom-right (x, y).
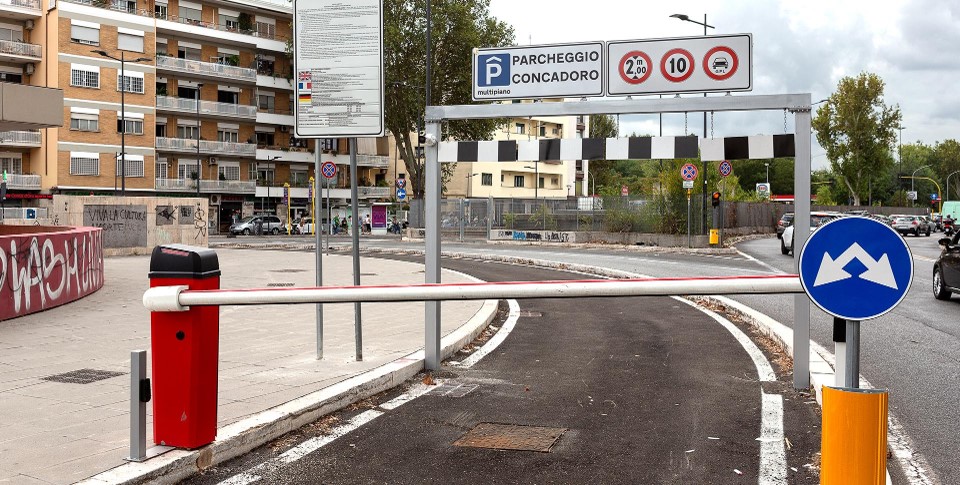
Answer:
top-left (607, 34), bottom-right (752, 96)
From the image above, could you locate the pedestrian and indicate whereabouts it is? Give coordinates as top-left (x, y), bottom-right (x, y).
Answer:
top-left (363, 214), bottom-right (371, 234)
top-left (342, 216), bottom-right (349, 233)
top-left (333, 215), bottom-right (340, 234)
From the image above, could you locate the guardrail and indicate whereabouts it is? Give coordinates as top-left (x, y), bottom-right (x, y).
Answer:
top-left (155, 55), bottom-right (256, 82)
top-left (156, 96), bottom-right (257, 119)
top-left (0, 39), bottom-right (41, 58)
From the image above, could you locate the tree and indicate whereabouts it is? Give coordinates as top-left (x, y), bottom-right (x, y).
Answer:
top-left (933, 140), bottom-right (960, 200)
top-left (384, 0), bottom-right (514, 199)
top-left (582, 114), bottom-right (619, 193)
top-left (812, 72), bottom-right (902, 206)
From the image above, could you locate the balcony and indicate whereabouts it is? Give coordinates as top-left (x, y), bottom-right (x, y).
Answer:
top-left (255, 185), bottom-right (390, 200)
top-left (155, 137), bottom-right (257, 157)
top-left (155, 55), bottom-right (257, 84)
top-left (156, 96), bottom-right (257, 120)
top-left (61, 0), bottom-right (151, 17)
top-left (0, 130), bottom-right (41, 147)
top-left (0, 40), bottom-right (41, 62)
top-left (4, 173), bottom-right (40, 189)
top-left (0, 0), bottom-right (44, 17)
top-left (356, 154), bottom-right (389, 169)
top-left (155, 178), bottom-right (256, 194)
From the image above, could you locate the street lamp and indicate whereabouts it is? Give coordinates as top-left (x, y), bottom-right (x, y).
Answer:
top-left (670, 13), bottom-right (715, 234)
top-left (911, 165), bottom-right (929, 205)
top-left (92, 50), bottom-right (151, 196)
top-left (195, 83), bottom-right (204, 196)
top-left (523, 164), bottom-right (539, 200)
top-left (898, 125), bottom-right (905, 201)
top-left (947, 170), bottom-right (960, 201)
top-left (261, 155), bottom-right (281, 213)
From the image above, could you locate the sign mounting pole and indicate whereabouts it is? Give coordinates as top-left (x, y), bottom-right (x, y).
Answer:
top-left (313, 146), bottom-right (323, 359)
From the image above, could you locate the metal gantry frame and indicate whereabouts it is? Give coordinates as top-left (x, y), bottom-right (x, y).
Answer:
top-left (423, 94), bottom-right (813, 389)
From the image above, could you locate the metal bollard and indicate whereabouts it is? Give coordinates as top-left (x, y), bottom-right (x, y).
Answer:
top-left (126, 350), bottom-right (149, 462)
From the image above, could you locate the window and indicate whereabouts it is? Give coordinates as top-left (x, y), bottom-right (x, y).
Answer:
top-left (220, 14), bottom-right (239, 31)
top-left (319, 138), bottom-right (337, 151)
top-left (177, 125), bottom-right (199, 140)
top-left (552, 177), bottom-right (559, 186)
top-left (70, 66), bottom-right (99, 88)
top-left (552, 127), bottom-right (559, 135)
top-left (178, 160), bottom-right (201, 180)
top-left (177, 86), bottom-right (199, 99)
top-left (70, 23), bottom-right (99, 46)
top-left (0, 28), bottom-right (22, 42)
top-left (179, 6), bottom-right (202, 24)
top-left (0, 155), bottom-right (22, 174)
top-left (118, 118), bottom-right (144, 135)
top-left (69, 152), bottom-right (100, 176)
top-left (254, 166), bottom-right (274, 184)
top-left (258, 93), bottom-right (275, 111)
top-left (539, 126), bottom-right (546, 137)
top-left (115, 154), bottom-right (144, 177)
top-left (539, 177), bottom-right (545, 189)
top-left (515, 123), bottom-right (525, 134)
top-left (514, 175), bottom-right (524, 187)
top-left (218, 90), bottom-right (238, 104)
top-left (256, 58), bottom-right (275, 75)
top-left (70, 112), bottom-right (99, 132)
top-left (255, 131), bottom-right (275, 146)
top-left (178, 47), bottom-right (201, 61)
top-left (290, 170), bottom-right (308, 186)
top-left (218, 129), bottom-right (239, 142)
top-left (117, 73), bottom-right (144, 94)
top-left (118, 32), bottom-right (144, 53)
top-left (155, 159), bottom-right (168, 179)
top-left (256, 21), bottom-right (276, 39)
top-left (154, 3), bottom-right (167, 19)
top-left (112, 0), bottom-right (135, 13)
top-left (0, 72), bottom-right (22, 84)
top-left (481, 173), bottom-right (492, 186)
top-left (156, 123), bottom-right (166, 137)
top-left (218, 163), bottom-right (240, 180)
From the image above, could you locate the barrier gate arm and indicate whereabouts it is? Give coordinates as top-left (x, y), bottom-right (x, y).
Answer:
top-left (143, 275), bottom-right (803, 312)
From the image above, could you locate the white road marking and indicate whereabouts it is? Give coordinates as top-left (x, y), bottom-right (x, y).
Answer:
top-left (759, 392), bottom-right (787, 485)
top-left (737, 249), bottom-right (788, 275)
top-left (676, 298), bottom-right (776, 382)
top-left (453, 299), bottom-right (521, 368)
top-left (379, 382), bottom-right (435, 410)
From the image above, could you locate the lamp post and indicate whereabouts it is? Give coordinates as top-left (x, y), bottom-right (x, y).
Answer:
top-left (670, 13), bottom-right (714, 234)
top-left (912, 165), bottom-right (929, 193)
top-left (92, 50), bottom-right (151, 196)
top-left (947, 170), bottom-right (959, 202)
top-left (195, 83), bottom-right (204, 196)
top-left (898, 125), bottom-right (905, 204)
top-left (261, 155), bottom-right (281, 213)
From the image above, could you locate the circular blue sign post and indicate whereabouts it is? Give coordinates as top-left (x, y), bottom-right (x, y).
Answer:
top-left (799, 216), bottom-right (914, 321)
top-left (396, 188), bottom-right (407, 200)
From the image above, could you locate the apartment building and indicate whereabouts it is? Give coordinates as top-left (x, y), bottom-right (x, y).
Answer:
top-left (447, 100), bottom-right (585, 199)
top-left (1, 0), bottom-right (391, 231)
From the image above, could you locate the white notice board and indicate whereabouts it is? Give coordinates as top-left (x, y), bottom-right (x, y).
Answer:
top-left (294, 0), bottom-right (384, 138)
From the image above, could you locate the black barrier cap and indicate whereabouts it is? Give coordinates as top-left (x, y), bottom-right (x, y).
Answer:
top-left (148, 244), bottom-right (221, 279)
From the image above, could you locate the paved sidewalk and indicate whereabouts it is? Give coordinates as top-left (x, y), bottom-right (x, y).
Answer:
top-left (0, 248), bottom-right (489, 484)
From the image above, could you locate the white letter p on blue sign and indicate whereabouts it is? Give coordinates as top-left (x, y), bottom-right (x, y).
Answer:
top-left (478, 53), bottom-right (510, 87)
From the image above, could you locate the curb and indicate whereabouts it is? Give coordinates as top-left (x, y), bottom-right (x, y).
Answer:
top-left (78, 297), bottom-right (498, 484)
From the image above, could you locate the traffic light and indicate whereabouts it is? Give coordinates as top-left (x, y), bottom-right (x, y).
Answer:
top-left (711, 191), bottom-right (721, 207)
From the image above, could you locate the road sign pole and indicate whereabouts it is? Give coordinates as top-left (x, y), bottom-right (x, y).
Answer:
top-left (314, 147), bottom-right (323, 360)
top-left (425, 121), bottom-right (442, 371)
top-left (794, 106), bottom-right (813, 390)
top-left (687, 189), bottom-right (692, 248)
top-left (349, 138), bottom-right (362, 362)
top-left (844, 320), bottom-right (861, 388)
top-left (833, 317), bottom-right (846, 387)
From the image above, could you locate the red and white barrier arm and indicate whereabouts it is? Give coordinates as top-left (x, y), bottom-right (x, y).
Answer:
top-left (143, 275), bottom-right (803, 312)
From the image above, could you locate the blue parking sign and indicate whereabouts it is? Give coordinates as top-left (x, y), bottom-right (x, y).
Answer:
top-left (477, 54), bottom-right (510, 87)
top-left (799, 216), bottom-right (913, 321)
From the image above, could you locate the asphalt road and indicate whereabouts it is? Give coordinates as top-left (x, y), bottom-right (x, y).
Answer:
top-left (213, 232), bottom-right (959, 483)
top-left (187, 256), bottom-right (821, 484)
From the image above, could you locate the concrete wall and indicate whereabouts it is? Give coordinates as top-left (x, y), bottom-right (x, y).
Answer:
top-left (0, 226), bottom-right (103, 321)
top-left (36, 195), bottom-right (209, 256)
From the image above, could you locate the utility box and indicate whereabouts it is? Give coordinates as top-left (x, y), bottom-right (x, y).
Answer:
top-left (148, 244), bottom-right (221, 449)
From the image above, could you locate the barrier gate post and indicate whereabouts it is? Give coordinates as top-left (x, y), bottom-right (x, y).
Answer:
top-left (148, 244), bottom-right (221, 448)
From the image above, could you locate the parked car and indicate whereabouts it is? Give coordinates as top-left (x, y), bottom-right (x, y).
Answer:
top-left (229, 215), bottom-right (284, 235)
top-left (920, 216), bottom-right (938, 234)
top-left (933, 231), bottom-right (960, 300)
top-left (776, 212), bottom-right (794, 239)
top-left (290, 217), bottom-right (328, 235)
top-left (780, 212), bottom-right (842, 255)
top-left (892, 215), bottom-right (930, 237)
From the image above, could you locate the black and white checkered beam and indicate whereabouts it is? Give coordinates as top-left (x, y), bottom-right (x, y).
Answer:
top-left (700, 135), bottom-right (795, 161)
top-left (437, 136), bottom-right (700, 162)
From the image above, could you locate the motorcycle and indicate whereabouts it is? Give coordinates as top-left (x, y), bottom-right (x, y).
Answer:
top-left (945, 219), bottom-right (955, 237)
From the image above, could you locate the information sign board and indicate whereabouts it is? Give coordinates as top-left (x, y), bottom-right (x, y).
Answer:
top-left (294, 0), bottom-right (384, 137)
top-left (607, 34), bottom-right (752, 96)
top-left (473, 42), bottom-right (604, 101)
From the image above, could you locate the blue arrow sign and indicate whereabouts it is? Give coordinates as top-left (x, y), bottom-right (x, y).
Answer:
top-left (799, 216), bottom-right (913, 321)
top-left (396, 188), bottom-right (407, 199)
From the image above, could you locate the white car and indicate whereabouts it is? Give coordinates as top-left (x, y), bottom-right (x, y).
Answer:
top-left (781, 212), bottom-right (843, 255)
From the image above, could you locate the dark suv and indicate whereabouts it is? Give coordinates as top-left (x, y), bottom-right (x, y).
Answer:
top-left (776, 212), bottom-right (794, 239)
top-left (933, 232), bottom-right (960, 300)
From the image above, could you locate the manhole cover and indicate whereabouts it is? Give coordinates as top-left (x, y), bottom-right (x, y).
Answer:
top-left (42, 369), bottom-right (125, 384)
top-left (429, 382), bottom-right (478, 398)
top-left (267, 282), bottom-right (295, 287)
top-left (518, 311), bottom-right (542, 318)
top-left (453, 423), bottom-right (565, 452)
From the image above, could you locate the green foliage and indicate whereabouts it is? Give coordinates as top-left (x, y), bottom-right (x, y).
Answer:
top-left (385, 0), bottom-right (514, 199)
top-left (502, 212), bottom-right (516, 228)
top-left (528, 203), bottom-right (556, 230)
top-left (238, 13), bottom-right (253, 33)
top-left (603, 207), bottom-right (642, 233)
top-left (584, 115), bottom-right (619, 193)
top-left (812, 72), bottom-right (902, 205)
top-left (815, 184), bottom-right (836, 205)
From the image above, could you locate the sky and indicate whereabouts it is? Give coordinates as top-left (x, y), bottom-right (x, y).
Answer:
top-left (487, 0), bottom-right (959, 170)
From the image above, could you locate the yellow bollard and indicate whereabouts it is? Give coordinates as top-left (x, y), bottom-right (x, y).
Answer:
top-left (820, 386), bottom-right (888, 484)
top-left (709, 229), bottom-right (719, 245)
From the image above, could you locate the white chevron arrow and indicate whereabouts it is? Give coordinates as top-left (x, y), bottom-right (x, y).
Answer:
top-left (813, 242), bottom-right (898, 289)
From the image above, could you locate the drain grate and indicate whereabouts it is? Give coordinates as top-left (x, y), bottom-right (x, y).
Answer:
top-left (267, 282), bottom-right (296, 287)
top-left (454, 423), bottom-right (565, 452)
top-left (429, 382), bottom-right (478, 398)
top-left (42, 368), bottom-right (125, 384)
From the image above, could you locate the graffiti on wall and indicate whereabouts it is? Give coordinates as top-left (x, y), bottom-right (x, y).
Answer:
top-left (493, 230), bottom-right (573, 243)
top-left (193, 202), bottom-right (207, 241)
top-left (156, 205), bottom-right (177, 226)
top-left (0, 228), bottom-right (104, 321)
top-left (83, 205), bottom-right (148, 248)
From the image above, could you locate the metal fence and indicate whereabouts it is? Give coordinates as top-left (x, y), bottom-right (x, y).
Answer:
top-left (410, 197), bottom-right (931, 238)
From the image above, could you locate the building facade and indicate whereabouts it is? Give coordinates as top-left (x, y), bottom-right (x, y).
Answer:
top-left (1, 0), bottom-right (391, 231)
